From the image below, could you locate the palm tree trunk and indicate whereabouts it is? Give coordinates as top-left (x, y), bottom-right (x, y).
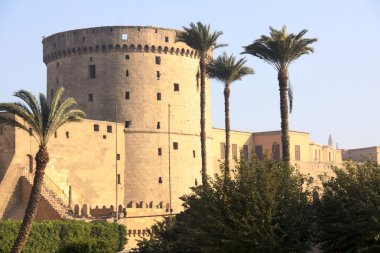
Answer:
top-left (278, 69), bottom-right (290, 162)
top-left (224, 85), bottom-right (231, 177)
top-left (199, 58), bottom-right (207, 185)
top-left (11, 146), bottom-right (49, 253)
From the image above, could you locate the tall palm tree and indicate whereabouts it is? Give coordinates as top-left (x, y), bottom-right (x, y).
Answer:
top-left (242, 25), bottom-right (317, 162)
top-left (0, 87), bottom-right (85, 253)
top-left (176, 22), bottom-right (226, 185)
top-left (207, 53), bottom-right (254, 176)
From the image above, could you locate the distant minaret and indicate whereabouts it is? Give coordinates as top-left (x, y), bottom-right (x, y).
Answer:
top-left (328, 134), bottom-right (334, 147)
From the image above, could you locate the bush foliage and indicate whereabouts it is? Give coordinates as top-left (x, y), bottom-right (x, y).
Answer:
top-left (135, 154), bottom-right (315, 253)
top-left (0, 220), bottom-right (127, 253)
top-left (316, 161), bottom-right (380, 252)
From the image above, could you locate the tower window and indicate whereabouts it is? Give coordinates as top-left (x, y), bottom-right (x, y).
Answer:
top-left (157, 122), bottom-right (160, 129)
top-left (157, 92), bottom-right (161, 101)
top-left (164, 36), bottom-right (169, 42)
top-left (121, 34), bottom-right (128, 40)
top-left (158, 177), bottom-right (163, 184)
top-left (117, 174), bottom-right (121, 184)
top-left (195, 179), bottom-right (198, 186)
top-left (125, 121), bottom-right (131, 128)
top-left (54, 131), bottom-right (57, 138)
top-left (89, 65), bottom-right (96, 79)
top-left (125, 54), bottom-right (130, 59)
top-left (117, 154), bottom-right (120, 160)
top-left (174, 83), bottom-right (179, 91)
top-left (125, 91), bottom-right (130, 100)
top-left (158, 148), bottom-right (162, 156)
top-left (88, 94), bottom-right (93, 102)
top-left (107, 126), bottom-right (112, 133)
top-left (193, 150), bottom-right (196, 158)
top-left (156, 71), bottom-right (160, 80)
top-left (126, 70), bottom-right (129, 77)
top-left (103, 135), bottom-right (107, 139)
top-left (155, 56), bottom-right (161, 65)
top-left (66, 131), bottom-right (70, 138)
top-left (173, 142), bottom-right (178, 150)
top-left (94, 124), bottom-right (99, 132)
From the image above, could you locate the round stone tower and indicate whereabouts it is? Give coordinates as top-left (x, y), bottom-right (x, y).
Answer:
top-left (42, 26), bottom-right (213, 211)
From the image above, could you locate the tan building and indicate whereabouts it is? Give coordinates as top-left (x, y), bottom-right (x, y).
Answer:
top-left (0, 25), bottom-right (370, 249)
top-left (341, 146), bottom-right (380, 163)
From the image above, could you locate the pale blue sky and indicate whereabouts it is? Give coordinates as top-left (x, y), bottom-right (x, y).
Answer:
top-left (0, 0), bottom-right (379, 148)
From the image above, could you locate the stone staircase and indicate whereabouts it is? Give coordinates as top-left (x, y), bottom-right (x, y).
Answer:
top-left (0, 162), bottom-right (23, 219)
top-left (21, 168), bottom-right (74, 219)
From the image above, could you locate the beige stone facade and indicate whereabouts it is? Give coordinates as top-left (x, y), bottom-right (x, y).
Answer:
top-left (341, 146), bottom-right (380, 163)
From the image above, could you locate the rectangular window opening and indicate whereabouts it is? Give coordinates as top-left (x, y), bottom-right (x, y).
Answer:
top-left (156, 71), bottom-right (160, 80)
top-left (174, 83), bottom-right (179, 91)
top-left (255, 145), bottom-right (263, 160)
top-left (107, 125), bottom-right (112, 133)
top-left (157, 92), bottom-right (161, 101)
top-left (155, 56), bottom-right (161, 65)
top-left (272, 143), bottom-right (280, 161)
top-left (88, 94), bottom-right (93, 102)
top-left (158, 148), bottom-right (162, 156)
top-left (220, 142), bottom-right (225, 159)
top-left (89, 65), bottom-right (96, 79)
top-left (117, 174), bottom-right (121, 184)
top-left (173, 142), bottom-right (178, 150)
top-left (243, 145), bottom-right (249, 159)
top-left (125, 121), bottom-right (131, 128)
top-left (164, 36), bottom-right (169, 42)
top-left (121, 34), bottom-right (128, 41)
top-left (94, 124), bottom-right (99, 132)
top-left (117, 154), bottom-right (120, 160)
top-left (157, 122), bottom-right (160, 129)
top-left (126, 70), bottom-right (129, 77)
top-left (125, 91), bottom-right (130, 100)
top-left (295, 145), bottom-right (301, 161)
top-left (232, 144), bottom-right (238, 159)
top-left (193, 150), bottom-right (196, 158)
top-left (125, 54), bottom-right (130, 59)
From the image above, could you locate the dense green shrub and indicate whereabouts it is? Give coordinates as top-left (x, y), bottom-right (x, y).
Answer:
top-left (0, 220), bottom-right (127, 253)
top-left (316, 161), bottom-right (380, 252)
top-left (135, 154), bottom-right (314, 252)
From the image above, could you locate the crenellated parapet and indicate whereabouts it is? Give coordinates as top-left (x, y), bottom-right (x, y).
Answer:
top-left (42, 26), bottom-right (199, 64)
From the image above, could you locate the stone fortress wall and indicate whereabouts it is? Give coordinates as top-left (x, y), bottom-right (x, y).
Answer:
top-left (42, 26), bottom-right (214, 212)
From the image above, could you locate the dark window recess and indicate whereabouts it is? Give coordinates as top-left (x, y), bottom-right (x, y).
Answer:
top-left (66, 131), bottom-right (70, 138)
top-left (94, 124), bottom-right (100, 132)
top-left (156, 71), bottom-right (160, 79)
top-left (157, 92), bottom-right (161, 100)
top-left (164, 36), bottom-right (169, 42)
top-left (125, 54), bottom-right (130, 59)
top-left (243, 145), bottom-right (249, 159)
top-left (272, 143), bottom-right (280, 161)
top-left (173, 142), bottom-right (178, 150)
top-left (157, 122), bottom-right (160, 129)
top-left (158, 177), bottom-right (163, 184)
top-left (232, 144), bottom-right (238, 159)
top-left (195, 179), bottom-right (198, 186)
top-left (158, 148), bottom-right (162, 156)
top-left (155, 29), bottom-right (158, 33)
top-left (103, 135), bottom-right (107, 139)
top-left (117, 174), bottom-right (121, 184)
top-left (125, 121), bottom-right (131, 128)
top-left (155, 56), bottom-right (161, 65)
top-left (89, 65), bottom-right (96, 79)
top-left (125, 91), bottom-right (130, 100)
top-left (193, 150), bottom-right (196, 158)
top-left (137, 28), bottom-right (140, 32)
top-left (255, 145), bottom-right (263, 160)
top-left (54, 131), bottom-right (57, 138)
top-left (107, 126), bottom-right (112, 133)
top-left (90, 57), bottom-right (93, 62)
top-left (126, 70), bottom-right (129, 77)
top-left (56, 62), bottom-right (59, 67)
top-left (117, 154), bottom-right (120, 160)
top-left (88, 94), bottom-right (93, 102)
top-left (220, 142), bottom-right (225, 159)
top-left (174, 83), bottom-right (179, 91)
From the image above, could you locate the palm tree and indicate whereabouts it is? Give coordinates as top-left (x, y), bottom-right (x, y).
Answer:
top-left (207, 53), bottom-right (254, 176)
top-left (176, 22), bottom-right (226, 185)
top-left (0, 87), bottom-right (85, 253)
top-left (242, 25), bottom-right (317, 162)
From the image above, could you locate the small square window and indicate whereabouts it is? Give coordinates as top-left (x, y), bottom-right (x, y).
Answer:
top-left (174, 83), bottom-right (179, 91)
top-left (157, 122), bottom-right (160, 129)
top-left (103, 135), bottom-right (107, 139)
top-left (125, 91), bottom-right (130, 100)
top-left (155, 56), bottom-right (161, 65)
top-left (164, 36), bottom-right (169, 42)
top-left (88, 94), bottom-right (93, 102)
top-left (126, 70), bottom-right (129, 77)
top-left (117, 154), bottom-right (120, 160)
top-left (125, 55), bottom-right (130, 59)
top-left (157, 92), bottom-right (161, 101)
top-left (158, 148), bottom-right (162, 156)
top-left (121, 34), bottom-right (128, 40)
top-left (107, 125), bottom-right (112, 133)
top-left (94, 124), bottom-right (99, 132)
top-left (173, 142), bottom-right (178, 150)
top-left (125, 121), bottom-right (131, 128)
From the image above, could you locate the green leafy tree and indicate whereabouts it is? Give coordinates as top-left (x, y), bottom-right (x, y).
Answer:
top-left (207, 53), bottom-right (254, 175)
top-left (176, 22), bottom-right (226, 185)
top-left (242, 26), bottom-right (317, 161)
top-left (0, 87), bottom-right (85, 253)
top-left (316, 161), bottom-right (380, 252)
top-left (134, 155), bottom-right (314, 253)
